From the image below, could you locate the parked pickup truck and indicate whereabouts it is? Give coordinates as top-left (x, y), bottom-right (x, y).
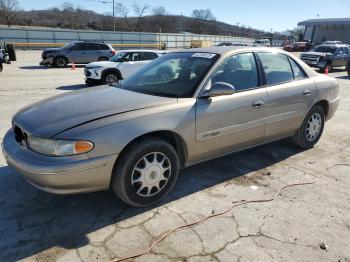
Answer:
top-left (300, 44), bottom-right (350, 73)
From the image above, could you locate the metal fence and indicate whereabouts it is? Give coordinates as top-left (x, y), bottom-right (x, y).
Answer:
top-left (0, 26), bottom-right (255, 49)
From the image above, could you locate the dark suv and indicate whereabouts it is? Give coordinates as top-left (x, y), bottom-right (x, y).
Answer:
top-left (300, 44), bottom-right (350, 72)
top-left (40, 41), bottom-right (115, 68)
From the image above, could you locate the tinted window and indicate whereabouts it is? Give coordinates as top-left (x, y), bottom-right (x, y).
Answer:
top-left (143, 52), bottom-right (158, 60)
top-left (210, 53), bottom-right (259, 91)
top-left (288, 58), bottom-right (307, 80)
top-left (258, 53), bottom-right (293, 85)
top-left (344, 47), bottom-right (349, 54)
top-left (71, 43), bottom-right (87, 51)
top-left (315, 46), bottom-right (336, 53)
top-left (97, 44), bottom-right (110, 50)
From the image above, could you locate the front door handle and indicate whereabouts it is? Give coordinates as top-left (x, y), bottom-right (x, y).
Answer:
top-left (303, 89), bottom-right (311, 96)
top-left (252, 100), bottom-right (264, 108)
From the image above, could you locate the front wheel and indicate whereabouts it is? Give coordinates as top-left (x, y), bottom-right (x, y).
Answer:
top-left (0, 62), bottom-right (3, 73)
top-left (102, 72), bottom-right (119, 86)
top-left (292, 105), bottom-right (325, 149)
top-left (54, 57), bottom-right (68, 68)
top-left (346, 62), bottom-right (350, 76)
top-left (111, 137), bottom-right (179, 207)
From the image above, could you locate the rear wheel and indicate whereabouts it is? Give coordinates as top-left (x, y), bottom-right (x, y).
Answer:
top-left (111, 137), bottom-right (179, 207)
top-left (0, 62), bottom-right (3, 73)
top-left (292, 105), bottom-right (325, 148)
top-left (347, 62), bottom-right (350, 76)
top-left (54, 57), bottom-right (68, 68)
top-left (321, 62), bottom-right (332, 73)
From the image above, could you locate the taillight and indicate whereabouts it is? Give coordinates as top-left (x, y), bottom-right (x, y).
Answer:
top-left (111, 50), bottom-right (116, 55)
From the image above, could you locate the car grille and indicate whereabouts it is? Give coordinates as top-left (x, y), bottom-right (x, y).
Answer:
top-left (300, 54), bottom-right (320, 63)
top-left (13, 124), bottom-right (28, 146)
top-left (84, 68), bottom-right (91, 77)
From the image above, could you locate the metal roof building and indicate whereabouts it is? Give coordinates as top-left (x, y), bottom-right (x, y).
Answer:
top-left (298, 18), bottom-right (350, 44)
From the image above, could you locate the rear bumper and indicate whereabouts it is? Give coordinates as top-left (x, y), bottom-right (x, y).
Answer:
top-left (327, 97), bottom-right (340, 121)
top-left (2, 129), bottom-right (118, 194)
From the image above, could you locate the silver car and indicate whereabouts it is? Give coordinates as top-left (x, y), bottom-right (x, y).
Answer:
top-left (2, 47), bottom-right (340, 207)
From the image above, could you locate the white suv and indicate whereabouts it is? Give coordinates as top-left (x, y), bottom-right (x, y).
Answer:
top-left (85, 50), bottom-right (167, 86)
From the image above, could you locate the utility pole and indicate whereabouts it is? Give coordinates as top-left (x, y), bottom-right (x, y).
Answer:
top-left (112, 0), bottom-right (115, 31)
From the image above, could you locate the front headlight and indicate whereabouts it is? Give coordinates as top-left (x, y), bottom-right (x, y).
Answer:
top-left (27, 136), bottom-right (94, 156)
top-left (86, 65), bottom-right (102, 69)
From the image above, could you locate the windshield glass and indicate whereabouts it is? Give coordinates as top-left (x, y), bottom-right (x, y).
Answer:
top-left (315, 46), bottom-right (337, 53)
top-left (110, 52), bottom-right (128, 62)
top-left (120, 52), bottom-right (219, 98)
top-left (62, 43), bottom-right (74, 49)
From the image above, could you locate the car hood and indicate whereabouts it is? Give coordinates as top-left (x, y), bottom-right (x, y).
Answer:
top-left (13, 86), bottom-right (177, 137)
top-left (43, 48), bottom-right (63, 53)
top-left (301, 51), bottom-right (332, 57)
top-left (86, 61), bottom-right (119, 68)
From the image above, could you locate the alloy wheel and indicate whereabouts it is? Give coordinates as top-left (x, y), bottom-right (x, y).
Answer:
top-left (105, 74), bottom-right (118, 86)
top-left (131, 152), bottom-right (171, 197)
top-left (306, 113), bottom-right (322, 141)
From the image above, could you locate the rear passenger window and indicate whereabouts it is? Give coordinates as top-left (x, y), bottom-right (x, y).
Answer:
top-left (288, 58), bottom-right (307, 80)
top-left (97, 44), bottom-right (110, 50)
top-left (143, 52), bottom-right (158, 60)
top-left (210, 53), bottom-right (259, 91)
top-left (344, 47), bottom-right (349, 54)
top-left (257, 53), bottom-right (294, 85)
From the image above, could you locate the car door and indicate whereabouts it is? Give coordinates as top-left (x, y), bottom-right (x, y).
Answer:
top-left (257, 52), bottom-right (317, 139)
top-left (195, 52), bottom-right (267, 160)
top-left (337, 47), bottom-right (349, 66)
top-left (119, 52), bottom-right (145, 78)
top-left (85, 43), bottom-right (100, 63)
top-left (67, 43), bottom-right (88, 63)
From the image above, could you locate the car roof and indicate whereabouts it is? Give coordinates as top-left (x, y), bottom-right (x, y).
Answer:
top-left (115, 49), bottom-right (166, 53)
top-left (176, 46), bottom-right (278, 55)
top-left (318, 44), bottom-right (348, 47)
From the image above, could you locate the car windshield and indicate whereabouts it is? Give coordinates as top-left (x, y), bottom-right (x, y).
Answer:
top-left (315, 46), bottom-right (337, 53)
top-left (110, 52), bottom-right (129, 62)
top-left (119, 52), bottom-right (219, 98)
top-left (62, 43), bottom-right (75, 49)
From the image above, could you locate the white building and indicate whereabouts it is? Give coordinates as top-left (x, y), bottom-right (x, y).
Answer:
top-left (298, 18), bottom-right (350, 45)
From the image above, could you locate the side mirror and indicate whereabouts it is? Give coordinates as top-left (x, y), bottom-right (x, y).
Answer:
top-left (201, 82), bottom-right (235, 98)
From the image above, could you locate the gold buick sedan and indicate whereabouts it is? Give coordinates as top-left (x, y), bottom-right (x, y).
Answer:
top-left (2, 47), bottom-right (340, 207)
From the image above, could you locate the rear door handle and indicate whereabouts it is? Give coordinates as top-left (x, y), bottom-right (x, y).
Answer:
top-left (303, 89), bottom-right (311, 95)
top-left (252, 100), bottom-right (264, 108)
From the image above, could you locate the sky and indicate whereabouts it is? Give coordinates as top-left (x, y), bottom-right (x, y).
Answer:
top-left (18, 0), bottom-right (350, 32)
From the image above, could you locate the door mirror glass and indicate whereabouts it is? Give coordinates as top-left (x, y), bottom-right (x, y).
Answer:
top-left (201, 82), bottom-right (235, 98)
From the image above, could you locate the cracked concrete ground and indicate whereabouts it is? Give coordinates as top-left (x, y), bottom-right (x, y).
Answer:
top-left (0, 51), bottom-right (349, 262)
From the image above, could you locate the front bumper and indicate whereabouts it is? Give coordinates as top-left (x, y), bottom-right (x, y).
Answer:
top-left (2, 129), bottom-right (118, 194)
top-left (40, 57), bottom-right (53, 66)
top-left (84, 67), bottom-right (102, 81)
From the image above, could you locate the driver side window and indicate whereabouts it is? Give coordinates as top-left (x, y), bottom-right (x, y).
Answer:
top-left (210, 53), bottom-right (259, 91)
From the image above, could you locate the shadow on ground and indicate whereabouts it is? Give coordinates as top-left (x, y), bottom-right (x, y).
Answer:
top-left (56, 84), bottom-right (86, 91)
top-left (20, 65), bottom-right (85, 70)
top-left (0, 139), bottom-right (304, 261)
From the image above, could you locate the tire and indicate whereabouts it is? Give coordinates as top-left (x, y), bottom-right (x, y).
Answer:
top-left (347, 62), bottom-right (350, 77)
top-left (320, 62), bottom-right (332, 73)
top-left (54, 56), bottom-right (68, 68)
top-left (111, 137), bottom-right (180, 207)
top-left (98, 57), bottom-right (109, 61)
top-left (292, 105), bottom-right (325, 149)
top-left (0, 62), bottom-right (3, 73)
top-left (5, 43), bottom-right (16, 61)
top-left (102, 71), bottom-right (119, 86)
